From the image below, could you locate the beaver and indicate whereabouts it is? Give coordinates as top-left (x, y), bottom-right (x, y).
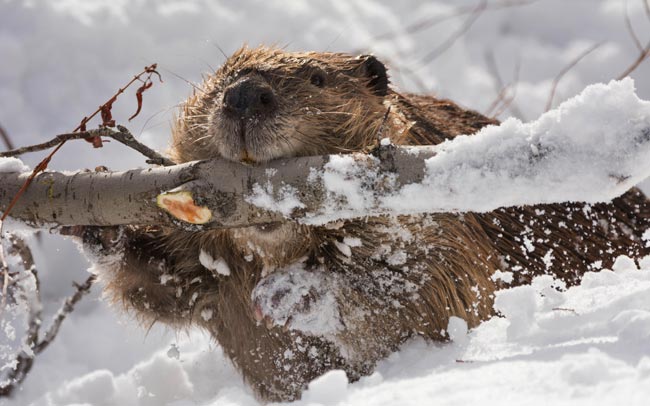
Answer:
top-left (77, 46), bottom-right (650, 401)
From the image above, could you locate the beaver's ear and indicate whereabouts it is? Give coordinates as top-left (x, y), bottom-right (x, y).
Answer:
top-left (357, 55), bottom-right (389, 96)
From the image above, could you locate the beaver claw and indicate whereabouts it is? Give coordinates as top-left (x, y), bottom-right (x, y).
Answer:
top-left (251, 266), bottom-right (342, 336)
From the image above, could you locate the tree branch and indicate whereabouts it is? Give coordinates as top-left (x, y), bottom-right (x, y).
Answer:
top-left (0, 80), bottom-right (648, 231)
top-left (0, 126), bottom-right (174, 166)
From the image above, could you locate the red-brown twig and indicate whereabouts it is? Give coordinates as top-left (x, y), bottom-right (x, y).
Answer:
top-left (544, 42), bottom-right (603, 112)
top-left (0, 64), bottom-right (161, 225)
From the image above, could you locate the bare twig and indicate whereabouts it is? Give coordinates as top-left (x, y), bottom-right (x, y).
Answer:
top-left (617, 0), bottom-right (650, 79)
top-left (0, 127), bottom-right (174, 166)
top-left (0, 64), bottom-right (162, 225)
top-left (374, 0), bottom-right (539, 41)
top-left (617, 41), bottom-right (650, 79)
top-left (419, 0), bottom-right (488, 67)
top-left (544, 42), bottom-right (603, 112)
top-left (0, 234), bottom-right (40, 397)
top-left (624, 0), bottom-right (644, 52)
top-left (0, 224), bottom-right (10, 315)
top-left (0, 125), bottom-right (15, 151)
top-left (552, 307), bottom-right (579, 315)
top-left (484, 52), bottom-right (524, 119)
top-left (32, 275), bottom-right (96, 354)
top-left (493, 64), bottom-right (522, 118)
top-left (0, 267), bottom-right (95, 397)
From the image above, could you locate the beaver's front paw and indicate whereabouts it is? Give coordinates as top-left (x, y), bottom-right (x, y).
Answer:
top-left (251, 265), bottom-right (342, 336)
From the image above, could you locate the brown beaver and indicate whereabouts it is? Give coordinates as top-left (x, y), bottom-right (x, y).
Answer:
top-left (77, 46), bottom-right (650, 402)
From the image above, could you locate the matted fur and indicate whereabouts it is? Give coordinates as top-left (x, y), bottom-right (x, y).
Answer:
top-left (86, 46), bottom-right (650, 402)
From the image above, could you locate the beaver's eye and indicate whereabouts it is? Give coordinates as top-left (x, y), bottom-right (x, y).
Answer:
top-left (310, 72), bottom-right (325, 87)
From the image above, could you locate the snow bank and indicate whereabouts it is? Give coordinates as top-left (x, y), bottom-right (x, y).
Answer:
top-left (0, 157), bottom-right (28, 173)
top-left (30, 255), bottom-right (650, 406)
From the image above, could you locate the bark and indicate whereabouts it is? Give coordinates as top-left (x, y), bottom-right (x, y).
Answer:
top-left (0, 146), bottom-right (435, 230)
top-left (0, 128), bottom-right (648, 231)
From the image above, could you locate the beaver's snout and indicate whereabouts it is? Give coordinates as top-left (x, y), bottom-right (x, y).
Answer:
top-left (223, 77), bottom-right (277, 119)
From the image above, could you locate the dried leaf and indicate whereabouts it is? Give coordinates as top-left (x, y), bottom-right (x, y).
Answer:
top-left (129, 81), bottom-right (153, 121)
top-left (100, 100), bottom-right (116, 128)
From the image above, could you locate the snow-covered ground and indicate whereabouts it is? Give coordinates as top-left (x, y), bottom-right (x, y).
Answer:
top-left (1, 0), bottom-right (650, 405)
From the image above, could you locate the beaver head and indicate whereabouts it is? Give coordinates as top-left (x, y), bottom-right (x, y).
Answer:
top-left (170, 46), bottom-right (395, 268)
top-left (172, 45), bottom-right (391, 164)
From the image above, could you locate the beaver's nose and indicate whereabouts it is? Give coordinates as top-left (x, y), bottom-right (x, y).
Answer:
top-left (223, 78), bottom-right (277, 118)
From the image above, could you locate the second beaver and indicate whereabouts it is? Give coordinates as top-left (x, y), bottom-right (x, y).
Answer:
top-left (79, 46), bottom-right (650, 401)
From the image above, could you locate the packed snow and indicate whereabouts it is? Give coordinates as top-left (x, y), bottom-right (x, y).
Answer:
top-left (2, 1), bottom-right (650, 405)
top-left (198, 250), bottom-right (231, 277)
top-left (0, 157), bottom-right (28, 173)
top-left (249, 79), bottom-right (650, 223)
top-left (252, 262), bottom-right (343, 337)
top-left (26, 256), bottom-right (650, 406)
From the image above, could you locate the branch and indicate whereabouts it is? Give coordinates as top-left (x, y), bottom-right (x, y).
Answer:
top-left (0, 125), bottom-right (15, 151)
top-left (373, 0), bottom-right (539, 41)
top-left (0, 126), bottom-right (174, 166)
top-left (32, 275), bottom-right (96, 354)
top-left (0, 80), bottom-right (648, 231)
top-left (0, 79), bottom-right (650, 230)
top-left (419, 0), bottom-right (488, 66)
top-left (0, 235), bottom-right (39, 397)
top-left (544, 42), bottom-right (603, 112)
top-left (616, 0), bottom-right (650, 80)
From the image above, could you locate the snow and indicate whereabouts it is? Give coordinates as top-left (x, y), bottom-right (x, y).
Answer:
top-left (2, 1), bottom-right (650, 405)
top-left (25, 262), bottom-right (650, 406)
top-left (0, 157), bottom-right (28, 173)
top-left (247, 183), bottom-right (305, 218)
top-left (256, 79), bottom-right (650, 224)
top-left (198, 249), bottom-right (231, 276)
top-left (251, 263), bottom-right (343, 337)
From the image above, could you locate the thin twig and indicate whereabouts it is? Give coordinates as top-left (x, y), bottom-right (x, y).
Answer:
top-left (484, 52), bottom-right (524, 119)
top-left (0, 234), bottom-right (40, 397)
top-left (0, 64), bottom-right (161, 224)
top-left (552, 307), bottom-right (579, 316)
top-left (0, 125), bottom-right (15, 150)
top-left (544, 42), bottom-right (603, 112)
top-left (0, 223), bottom-right (9, 316)
top-left (0, 66), bottom-right (162, 327)
top-left (617, 40), bottom-right (650, 79)
top-left (493, 60), bottom-right (522, 118)
top-left (624, 0), bottom-right (644, 52)
top-left (419, 0), bottom-right (488, 67)
top-left (32, 275), bottom-right (96, 354)
top-left (0, 126), bottom-right (174, 166)
top-left (617, 0), bottom-right (650, 79)
top-left (0, 269), bottom-right (95, 397)
top-left (374, 0), bottom-right (539, 41)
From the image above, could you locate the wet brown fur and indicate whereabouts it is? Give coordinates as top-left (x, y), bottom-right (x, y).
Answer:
top-left (90, 46), bottom-right (650, 402)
